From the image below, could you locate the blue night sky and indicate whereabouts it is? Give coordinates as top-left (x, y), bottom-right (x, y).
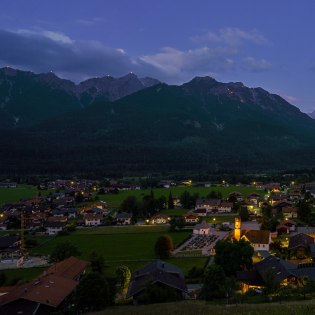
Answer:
top-left (1, 0), bottom-right (314, 112)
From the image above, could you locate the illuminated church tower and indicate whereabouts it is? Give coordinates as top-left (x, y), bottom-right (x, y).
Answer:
top-left (234, 217), bottom-right (241, 241)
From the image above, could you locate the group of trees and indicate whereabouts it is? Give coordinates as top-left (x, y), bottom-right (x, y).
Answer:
top-left (120, 191), bottom-right (167, 219)
top-left (201, 238), bottom-right (254, 300)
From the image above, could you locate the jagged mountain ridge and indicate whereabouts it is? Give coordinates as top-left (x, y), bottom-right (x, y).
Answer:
top-left (0, 67), bottom-right (159, 126)
top-left (1, 75), bottom-right (315, 174)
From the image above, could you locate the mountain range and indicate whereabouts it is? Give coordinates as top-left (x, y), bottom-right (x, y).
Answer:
top-left (0, 67), bottom-right (315, 175)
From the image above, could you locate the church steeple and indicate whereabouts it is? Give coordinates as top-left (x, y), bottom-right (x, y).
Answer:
top-left (234, 217), bottom-right (241, 240)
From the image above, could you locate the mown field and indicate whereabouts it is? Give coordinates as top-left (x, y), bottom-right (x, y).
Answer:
top-left (0, 186), bottom-right (39, 205)
top-left (28, 225), bottom-right (207, 277)
top-left (91, 300), bottom-right (315, 315)
top-left (99, 186), bottom-right (264, 209)
top-left (0, 185), bottom-right (53, 206)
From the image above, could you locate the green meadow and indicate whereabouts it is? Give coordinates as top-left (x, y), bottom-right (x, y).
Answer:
top-left (29, 225), bottom-right (206, 277)
top-left (99, 185), bottom-right (264, 209)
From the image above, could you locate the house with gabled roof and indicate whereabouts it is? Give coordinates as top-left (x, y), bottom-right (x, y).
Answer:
top-left (116, 212), bottom-right (133, 225)
top-left (127, 260), bottom-right (187, 303)
top-left (0, 256), bottom-right (88, 315)
top-left (193, 220), bottom-right (211, 235)
top-left (288, 233), bottom-right (315, 260)
top-left (242, 230), bottom-right (272, 251)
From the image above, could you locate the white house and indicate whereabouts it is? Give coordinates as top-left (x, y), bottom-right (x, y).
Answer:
top-left (193, 221), bottom-right (211, 235)
top-left (217, 201), bottom-right (233, 213)
top-left (44, 222), bottom-right (65, 235)
top-left (84, 213), bottom-right (102, 226)
top-left (184, 213), bottom-right (199, 224)
top-left (241, 230), bottom-right (272, 251)
top-left (116, 212), bottom-right (132, 225)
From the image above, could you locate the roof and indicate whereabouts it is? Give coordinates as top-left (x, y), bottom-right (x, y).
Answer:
top-left (288, 233), bottom-right (314, 250)
top-left (44, 221), bottom-right (66, 228)
top-left (196, 198), bottom-right (221, 206)
top-left (127, 260), bottom-right (187, 298)
top-left (282, 206), bottom-right (298, 213)
top-left (84, 213), bottom-right (103, 221)
top-left (47, 256), bottom-right (88, 280)
top-left (194, 220), bottom-right (210, 230)
top-left (242, 230), bottom-right (270, 245)
top-left (0, 257), bottom-right (88, 308)
top-left (255, 256), bottom-right (295, 283)
top-left (116, 212), bottom-right (132, 219)
top-left (297, 226), bottom-right (315, 235)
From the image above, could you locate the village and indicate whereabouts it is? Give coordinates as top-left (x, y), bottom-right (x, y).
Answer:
top-left (0, 178), bottom-right (315, 313)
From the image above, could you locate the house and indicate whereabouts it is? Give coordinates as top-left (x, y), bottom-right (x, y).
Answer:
top-left (297, 227), bottom-right (315, 238)
top-left (193, 221), bottom-right (211, 235)
top-left (265, 182), bottom-right (281, 192)
top-left (237, 256), bottom-right (297, 293)
top-left (283, 219), bottom-right (297, 232)
top-left (126, 260), bottom-right (187, 303)
top-left (276, 224), bottom-right (290, 235)
top-left (229, 192), bottom-right (243, 202)
top-left (241, 230), bottom-right (272, 251)
top-left (195, 199), bottom-right (221, 213)
top-left (217, 201), bottom-right (233, 213)
top-left (44, 222), bottom-right (66, 235)
top-left (192, 208), bottom-right (207, 217)
top-left (0, 256), bottom-right (88, 315)
top-left (84, 213), bottom-right (103, 226)
top-left (288, 190), bottom-right (304, 201)
top-left (247, 193), bottom-right (261, 205)
top-left (282, 206), bottom-right (298, 219)
top-left (149, 214), bottom-right (170, 225)
top-left (288, 233), bottom-right (315, 259)
top-left (47, 216), bottom-right (68, 223)
top-left (183, 213), bottom-right (199, 224)
top-left (0, 182), bottom-right (17, 188)
top-left (116, 212), bottom-right (133, 225)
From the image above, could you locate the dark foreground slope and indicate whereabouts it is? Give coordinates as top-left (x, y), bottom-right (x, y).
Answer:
top-left (1, 77), bottom-right (315, 175)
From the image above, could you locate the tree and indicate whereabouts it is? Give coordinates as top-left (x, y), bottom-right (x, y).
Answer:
top-left (89, 251), bottom-right (105, 274)
top-left (297, 199), bottom-right (312, 222)
top-left (168, 191), bottom-right (174, 209)
top-left (214, 238), bottom-right (254, 276)
top-left (180, 190), bottom-right (191, 209)
top-left (154, 235), bottom-right (174, 259)
top-left (74, 272), bottom-right (112, 311)
top-left (50, 241), bottom-right (81, 262)
top-left (120, 196), bottom-right (139, 216)
top-left (239, 206), bottom-right (250, 221)
top-left (201, 264), bottom-right (227, 299)
top-left (116, 265), bottom-right (131, 291)
top-left (157, 195), bottom-right (167, 210)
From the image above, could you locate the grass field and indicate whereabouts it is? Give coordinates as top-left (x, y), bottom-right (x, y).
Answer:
top-left (28, 225), bottom-right (206, 277)
top-left (99, 186), bottom-right (264, 209)
top-left (0, 185), bottom-right (53, 206)
top-left (1, 267), bottom-right (46, 285)
top-left (91, 300), bottom-right (315, 315)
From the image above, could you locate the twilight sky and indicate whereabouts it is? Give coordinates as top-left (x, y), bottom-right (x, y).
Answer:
top-left (1, 0), bottom-right (314, 112)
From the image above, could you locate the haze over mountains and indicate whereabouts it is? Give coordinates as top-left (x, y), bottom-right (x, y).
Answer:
top-left (1, 67), bottom-right (315, 175)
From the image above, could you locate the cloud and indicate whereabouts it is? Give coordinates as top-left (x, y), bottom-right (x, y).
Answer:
top-left (242, 57), bottom-right (272, 72)
top-left (280, 94), bottom-right (298, 104)
top-left (191, 27), bottom-right (268, 46)
top-left (0, 27), bottom-right (271, 83)
top-left (0, 28), bottom-right (135, 81)
top-left (76, 17), bottom-right (107, 26)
